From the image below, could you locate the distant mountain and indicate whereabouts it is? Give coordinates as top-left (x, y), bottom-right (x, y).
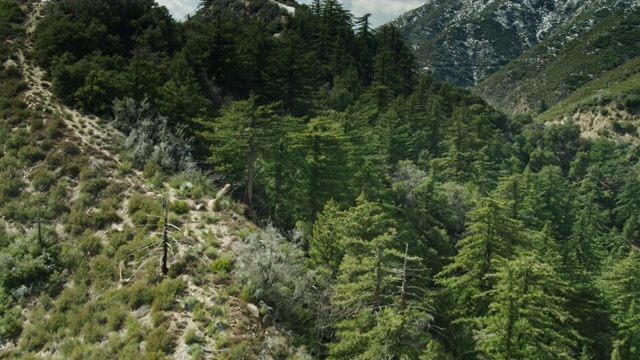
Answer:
top-left (393, 0), bottom-right (640, 113)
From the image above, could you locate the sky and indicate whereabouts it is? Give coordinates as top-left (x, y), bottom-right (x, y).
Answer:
top-left (156, 0), bottom-right (426, 27)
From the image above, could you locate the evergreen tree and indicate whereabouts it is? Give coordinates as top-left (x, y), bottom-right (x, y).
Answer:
top-left (600, 248), bottom-right (640, 359)
top-left (309, 196), bottom-right (394, 273)
top-left (204, 94), bottom-right (283, 206)
top-left (475, 252), bottom-right (578, 359)
top-left (158, 54), bottom-right (210, 127)
top-left (326, 202), bottom-right (433, 359)
top-left (436, 198), bottom-right (522, 355)
top-left (292, 116), bottom-right (354, 220)
top-left (522, 165), bottom-right (575, 239)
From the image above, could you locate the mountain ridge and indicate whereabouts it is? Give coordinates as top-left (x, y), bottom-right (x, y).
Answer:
top-left (393, 0), bottom-right (640, 114)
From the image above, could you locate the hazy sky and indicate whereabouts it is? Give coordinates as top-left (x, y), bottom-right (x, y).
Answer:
top-left (156, 0), bottom-right (425, 26)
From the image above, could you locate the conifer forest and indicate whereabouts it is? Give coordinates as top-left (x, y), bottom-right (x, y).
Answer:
top-left (1, 0), bottom-right (640, 359)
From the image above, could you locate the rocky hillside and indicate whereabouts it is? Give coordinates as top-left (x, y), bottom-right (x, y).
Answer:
top-left (394, 0), bottom-right (640, 113)
top-left (1, 2), bottom-right (306, 358)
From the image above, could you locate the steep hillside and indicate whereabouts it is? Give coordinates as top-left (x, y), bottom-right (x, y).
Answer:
top-left (394, 0), bottom-right (640, 113)
top-left (7, 0), bottom-right (640, 359)
top-left (1, 2), bottom-right (306, 358)
top-left (537, 55), bottom-right (640, 142)
top-left (476, 1), bottom-right (640, 114)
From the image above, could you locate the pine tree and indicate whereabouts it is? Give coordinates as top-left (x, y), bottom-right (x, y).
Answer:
top-left (291, 116), bottom-right (354, 220)
top-left (438, 198), bottom-right (520, 312)
top-left (158, 54), bottom-right (210, 127)
top-left (326, 204), bottom-right (433, 359)
top-left (522, 165), bottom-right (575, 239)
top-left (599, 248), bottom-right (640, 359)
top-left (436, 198), bottom-right (522, 355)
top-left (204, 94), bottom-right (283, 206)
top-left (475, 252), bottom-right (578, 359)
top-left (309, 196), bottom-right (394, 273)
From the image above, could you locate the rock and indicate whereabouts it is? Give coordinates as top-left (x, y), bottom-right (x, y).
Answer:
top-left (247, 303), bottom-right (260, 318)
top-left (179, 181), bottom-right (193, 191)
top-left (195, 203), bottom-right (207, 211)
top-left (133, 305), bottom-right (150, 318)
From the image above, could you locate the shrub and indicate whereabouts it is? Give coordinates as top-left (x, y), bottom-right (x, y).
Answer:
top-left (128, 194), bottom-right (162, 229)
top-left (145, 324), bottom-right (174, 355)
top-left (210, 255), bottom-right (234, 275)
top-left (151, 278), bottom-right (186, 311)
top-left (117, 160), bottom-right (133, 175)
top-left (184, 328), bottom-right (200, 345)
top-left (105, 303), bottom-right (128, 331)
top-left (90, 255), bottom-right (115, 290)
top-left (80, 177), bottom-right (108, 197)
top-left (113, 97), bottom-right (196, 173)
top-left (0, 0), bottom-right (25, 23)
top-left (56, 284), bottom-right (88, 312)
top-left (4, 128), bottom-right (28, 151)
top-left (29, 167), bottom-right (56, 192)
top-left (623, 94), bottom-right (640, 111)
top-left (612, 120), bottom-right (637, 134)
top-left (0, 168), bottom-right (22, 202)
top-left (19, 323), bottom-right (49, 352)
top-left (169, 200), bottom-right (189, 215)
top-left (65, 202), bottom-right (92, 235)
top-left (228, 341), bottom-right (250, 359)
top-left (17, 145), bottom-right (46, 166)
top-left (150, 310), bottom-right (166, 327)
top-left (61, 141), bottom-right (81, 156)
top-left (0, 289), bottom-right (22, 340)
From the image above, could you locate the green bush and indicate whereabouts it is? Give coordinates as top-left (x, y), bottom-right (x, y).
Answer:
top-left (56, 284), bottom-right (88, 312)
top-left (4, 128), bottom-right (28, 151)
top-left (19, 323), bottom-right (49, 352)
top-left (1, 78), bottom-right (27, 98)
top-left (210, 255), bottom-right (234, 275)
top-left (44, 150), bottom-right (64, 168)
top-left (184, 328), bottom-right (200, 345)
top-left (123, 280), bottom-right (155, 309)
top-left (0, 168), bottom-right (23, 202)
top-left (612, 120), bottom-right (637, 134)
top-left (151, 278), bottom-right (186, 311)
top-left (43, 118), bottom-right (65, 140)
top-left (128, 194), bottom-right (163, 229)
top-left (105, 303), bottom-right (128, 331)
top-left (0, 0), bottom-right (25, 23)
top-left (169, 200), bottom-right (189, 215)
top-left (17, 145), bottom-right (46, 166)
top-left (623, 94), bottom-right (640, 111)
top-left (145, 324), bottom-right (174, 355)
top-left (29, 167), bottom-right (56, 192)
top-left (89, 255), bottom-right (118, 289)
top-left (61, 141), bottom-right (81, 156)
top-left (0, 289), bottom-right (22, 340)
top-left (143, 163), bottom-right (162, 179)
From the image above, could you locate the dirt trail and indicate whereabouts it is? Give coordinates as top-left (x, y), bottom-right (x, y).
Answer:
top-left (20, 1), bottom-right (123, 165)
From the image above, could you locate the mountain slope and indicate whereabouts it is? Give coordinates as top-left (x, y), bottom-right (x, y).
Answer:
top-left (536, 55), bottom-right (640, 142)
top-left (475, 1), bottom-right (640, 114)
top-left (1, 2), bottom-right (306, 358)
top-left (394, 0), bottom-right (640, 113)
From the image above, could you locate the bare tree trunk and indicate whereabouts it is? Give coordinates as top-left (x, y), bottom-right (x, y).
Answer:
top-left (162, 199), bottom-right (168, 275)
top-left (400, 243), bottom-right (408, 310)
top-left (247, 135), bottom-right (255, 207)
